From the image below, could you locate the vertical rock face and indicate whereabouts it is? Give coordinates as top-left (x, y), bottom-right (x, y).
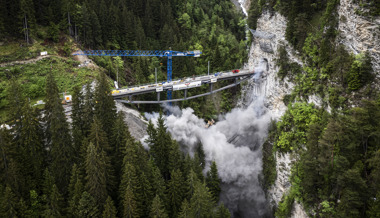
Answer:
top-left (244, 12), bottom-right (296, 119)
top-left (337, 0), bottom-right (380, 75)
top-left (242, 10), bottom-right (309, 218)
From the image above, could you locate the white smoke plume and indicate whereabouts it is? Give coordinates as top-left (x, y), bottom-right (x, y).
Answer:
top-left (142, 60), bottom-right (272, 217)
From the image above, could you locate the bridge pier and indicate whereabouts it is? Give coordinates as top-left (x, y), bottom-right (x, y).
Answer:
top-left (210, 83), bottom-right (213, 93)
top-left (157, 92), bottom-right (160, 102)
top-left (184, 89), bottom-right (187, 99)
top-left (129, 95), bottom-right (132, 102)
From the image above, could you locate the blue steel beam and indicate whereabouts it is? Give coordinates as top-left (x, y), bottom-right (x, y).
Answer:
top-left (73, 49), bottom-right (201, 101)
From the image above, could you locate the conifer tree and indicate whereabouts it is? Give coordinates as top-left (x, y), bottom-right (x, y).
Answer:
top-left (0, 186), bottom-right (18, 217)
top-left (186, 169), bottom-right (200, 200)
top-left (149, 160), bottom-right (166, 202)
top-left (189, 182), bottom-right (215, 218)
top-left (215, 204), bottom-right (231, 218)
top-left (68, 164), bottom-right (84, 217)
top-left (45, 72), bottom-right (74, 195)
top-left (149, 113), bottom-right (172, 180)
top-left (167, 168), bottom-right (186, 217)
top-left (102, 196), bottom-right (117, 218)
top-left (119, 162), bottom-right (139, 214)
top-left (82, 83), bottom-right (94, 138)
top-left (123, 185), bottom-right (139, 218)
top-left (7, 79), bottom-right (25, 144)
top-left (71, 85), bottom-right (85, 157)
top-left (178, 199), bottom-right (191, 218)
top-left (20, 102), bottom-right (45, 189)
top-left (78, 192), bottom-right (100, 218)
top-left (149, 195), bottom-right (168, 218)
top-left (206, 161), bottom-right (221, 202)
top-left (42, 168), bottom-right (54, 198)
top-left (111, 112), bottom-right (130, 177)
top-left (43, 184), bottom-right (64, 217)
top-left (94, 72), bottom-right (117, 140)
top-left (29, 190), bottom-right (42, 217)
top-left (85, 142), bottom-right (108, 210)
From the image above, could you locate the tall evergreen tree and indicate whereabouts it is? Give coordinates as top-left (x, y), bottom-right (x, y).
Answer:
top-left (102, 196), bottom-right (117, 218)
top-left (68, 164), bottom-right (84, 217)
top-left (44, 72), bottom-right (74, 195)
top-left (43, 184), bottom-right (64, 217)
top-left (78, 192), bottom-right (100, 218)
top-left (94, 72), bottom-right (117, 141)
top-left (167, 168), bottom-right (186, 217)
top-left (71, 85), bottom-right (85, 158)
top-left (0, 185), bottom-right (18, 217)
top-left (206, 161), bottom-right (221, 202)
top-left (149, 195), bottom-right (168, 218)
top-left (189, 182), bottom-right (215, 218)
top-left (85, 142), bottom-right (108, 210)
top-left (123, 185), bottom-right (139, 218)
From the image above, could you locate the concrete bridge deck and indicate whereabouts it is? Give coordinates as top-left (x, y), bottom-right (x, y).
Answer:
top-left (112, 69), bottom-right (255, 103)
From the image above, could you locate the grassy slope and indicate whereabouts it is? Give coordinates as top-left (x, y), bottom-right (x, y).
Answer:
top-left (0, 32), bottom-right (102, 122)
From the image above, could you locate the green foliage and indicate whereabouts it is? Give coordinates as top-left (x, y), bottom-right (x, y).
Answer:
top-left (149, 195), bottom-right (168, 218)
top-left (275, 188), bottom-right (295, 218)
top-left (48, 22), bottom-right (60, 43)
top-left (347, 52), bottom-right (373, 91)
top-left (78, 191), bottom-right (100, 218)
top-left (276, 45), bottom-right (302, 80)
top-left (102, 196), bottom-right (117, 218)
top-left (206, 161), bottom-right (221, 202)
top-left (262, 121), bottom-right (277, 190)
top-left (276, 102), bottom-right (320, 151)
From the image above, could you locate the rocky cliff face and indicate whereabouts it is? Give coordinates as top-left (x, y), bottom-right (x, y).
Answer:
top-left (338, 0), bottom-right (380, 75)
top-left (238, 3), bottom-right (308, 216)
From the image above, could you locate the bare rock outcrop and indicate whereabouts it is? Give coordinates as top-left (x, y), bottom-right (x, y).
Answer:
top-left (337, 0), bottom-right (380, 75)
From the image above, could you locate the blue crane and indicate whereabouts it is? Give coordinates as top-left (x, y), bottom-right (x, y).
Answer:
top-left (73, 49), bottom-right (202, 101)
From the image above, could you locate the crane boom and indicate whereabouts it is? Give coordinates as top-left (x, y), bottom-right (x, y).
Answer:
top-left (73, 49), bottom-right (202, 101)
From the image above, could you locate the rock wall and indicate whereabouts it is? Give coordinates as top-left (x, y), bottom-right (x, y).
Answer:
top-left (243, 10), bottom-right (308, 218)
top-left (337, 0), bottom-right (380, 75)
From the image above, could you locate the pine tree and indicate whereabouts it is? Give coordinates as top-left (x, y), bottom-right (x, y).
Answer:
top-left (29, 190), bottom-right (42, 217)
top-left (215, 204), bottom-right (231, 218)
top-left (149, 195), bottom-right (168, 218)
top-left (45, 72), bottom-right (74, 195)
top-left (167, 169), bottom-right (186, 217)
top-left (68, 164), bottom-right (84, 217)
top-left (189, 182), bottom-right (215, 218)
top-left (123, 185), bottom-right (139, 218)
top-left (206, 161), bottom-right (221, 202)
top-left (149, 160), bottom-right (166, 202)
top-left (78, 192), bottom-right (100, 218)
top-left (20, 102), bottom-right (45, 189)
top-left (111, 112), bottom-right (130, 178)
top-left (42, 168), bottom-right (54, 198)
top-left (0, 186), bottom-right (18, 217)
top-left (85, 142), bottom-right (108, 210)
top-left (178, 199), bottom-right (191, 218)
top-left (94, 72), bottom-right (117, 140)
top-left (119, 162), bottom-right (139, 215)
top-left (102, 196), bottom-right (117, 218)
top-left (186, 169), bottom-right (200, 200)
top-left (149, 113), bottom-right (172, 180)
top-left (71, 85), bottom-right (85, 158)
top-left (82, 83), bottom-right (94, 138)
top-left (7, 79), bottom-right (25, 144)
top-left (43, 184), bottom-right (64, 217)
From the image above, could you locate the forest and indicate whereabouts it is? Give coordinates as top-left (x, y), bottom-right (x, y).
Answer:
top-left (0, 0), bottom-right (248, 117)
top-left (0, 0), bottom-right (249, 217)
top-left (0, 72), bottom-right (230, 217)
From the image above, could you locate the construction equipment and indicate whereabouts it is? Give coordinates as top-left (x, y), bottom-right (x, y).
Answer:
top-left (73, 49), bottom-right (202, 101)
